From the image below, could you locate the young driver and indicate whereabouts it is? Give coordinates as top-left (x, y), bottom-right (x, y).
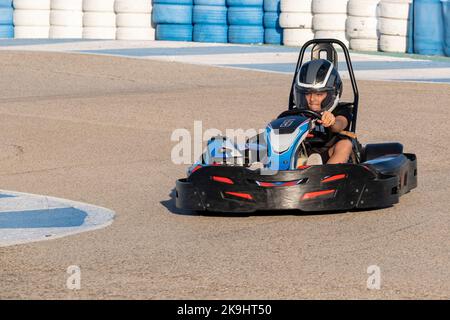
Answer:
top-left (294, 59), bottom-right (353, 164)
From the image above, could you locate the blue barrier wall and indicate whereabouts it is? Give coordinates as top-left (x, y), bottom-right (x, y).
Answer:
top-left (414, 0), bottom-right (445, 55)
top-left (0, 0), bottom-right (13, 39)
top-left (443, 0), bottom-right (450, 56)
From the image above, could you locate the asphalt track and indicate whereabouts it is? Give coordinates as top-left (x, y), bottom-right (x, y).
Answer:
top-left (0, 51), bottom-right (449, 299)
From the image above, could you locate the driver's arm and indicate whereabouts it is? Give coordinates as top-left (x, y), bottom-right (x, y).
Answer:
top-left (330, 115), bottom-right (348, 133)
top-left (320, 112), bottom-right (348, 133)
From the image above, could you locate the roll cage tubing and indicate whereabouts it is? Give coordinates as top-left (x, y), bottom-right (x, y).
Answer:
top-left (288, 39), bottom-right (360, 133)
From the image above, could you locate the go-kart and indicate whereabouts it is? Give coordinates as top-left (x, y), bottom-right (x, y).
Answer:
top-left (175, 39), bottom-right (417, 213)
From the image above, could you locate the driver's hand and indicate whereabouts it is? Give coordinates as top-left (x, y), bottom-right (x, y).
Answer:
top-left (318, 111), bottom-right (336, 127)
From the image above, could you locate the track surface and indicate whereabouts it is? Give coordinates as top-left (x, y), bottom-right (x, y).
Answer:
top-left (0, 51), bottom-right (448, 299)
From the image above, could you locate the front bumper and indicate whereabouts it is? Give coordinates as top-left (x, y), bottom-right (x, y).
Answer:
top-left (176, 154), bottom-right (417, 213)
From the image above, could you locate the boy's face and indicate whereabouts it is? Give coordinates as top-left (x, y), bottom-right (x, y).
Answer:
top-left (305, 92), bottom-right (327, 112)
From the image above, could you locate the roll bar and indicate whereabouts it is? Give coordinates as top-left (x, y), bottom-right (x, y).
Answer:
top-left (288, 39), bottom-right (359, 133)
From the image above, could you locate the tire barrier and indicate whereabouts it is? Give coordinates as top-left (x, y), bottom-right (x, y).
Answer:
top-left (264, 26), bottom-right (282, 44)
top-left (153, 3), bottom-right (192, 24)
top-left (1, 0), bottom-right (449, 60)
top-left (0, 7), bottom-right (13, 24)
top-left (413, 0), bottom-right (445, 55)
top-left (115, 0), bottom-right (154, 40)
top-left (227, 0), bottom-right (262, 6)
top-left (116, 26), bottom-right (155, 40)
top-left (264, 11), bottom-right (279, 29)
top-left (281, 0), bottom-right (312, 47)
top-left (13, 0), bottom-right (50, 38)
top-left (193, 5), bottom-right (227, 25)
top-left (51, 0), bottom-right (82, 11)
top-left (0, 0), bottom-right (13, 38)
top-left (264, 0), bottom-right (279, 12)
top-left (156, 23), bottom-right (193, 41)
top-left (193, 3), bottom-right (227, 43)
top-left (228, 24), bottom-right (264, 44)
top-left (264, 0), bottom-right (281, 44)
top-left (115, 0), bottom-right (152, 13)
top-left (82, 0), bottom-right (114, 12)
top-left (312, 0), bottom-right (348, 14)
top-left (379, 34), bottom-right (409, 53)
top-left (50, 0), bottom-right (82, 39)
top-left (228, 6), bottom-right (263, 25)
top-left (13, 0), bottom-right (50, 10)
top-left (193, 23), bottom-right (227, 42)
top-left (227, 0), bottom-right (263, 44)
top-left (0, 24), bottom-right (13, 37)
top-left (154, 0), bottom-right (193, 41)
top-left (350, 37), bottom-right (378, 51)
top-left (378, 0), bottom-right (413, 53)
top-left (347, 0), bottom-right (379, 52)
top-left (283, 27), bottom-right (314, 46)
top-left (312, 0), bottom-right (349, 47)
top-left (82, 0), bottom-right (115, 39)
top-left (0, 0), bottom-right (12, 8)
top-left (195, 0), bottom-right (225, 5)
top-left (348, 0), bottom-right (379, 16)
top-left (280, 12), bottom-right (313, 29)
top-left (281, 0), bottom-right (311, 12)
top-left (444, 0), bottom-right (450, 56)
top-left (156, 0), bottom-right (193, 4)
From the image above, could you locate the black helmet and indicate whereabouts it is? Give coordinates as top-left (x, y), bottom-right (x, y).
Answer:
top-left (294, 59), bottom-right (343, 112)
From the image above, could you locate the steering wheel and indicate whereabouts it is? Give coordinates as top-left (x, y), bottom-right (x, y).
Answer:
top-left (277, 108), bottom-right (323, 120)
top-left (293, 109), bottom-right (322, 120)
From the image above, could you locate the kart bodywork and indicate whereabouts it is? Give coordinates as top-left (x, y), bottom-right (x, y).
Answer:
top-left (175, 39), bottom-right (417, 213)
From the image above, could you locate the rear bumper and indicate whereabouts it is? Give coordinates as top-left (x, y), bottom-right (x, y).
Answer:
top-left (176, 154), bottom-right (417, 213)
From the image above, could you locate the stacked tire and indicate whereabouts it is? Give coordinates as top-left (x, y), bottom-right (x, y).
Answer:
top-left (193, 0), bottom-right (227, 43)
top-left (13, 0), bottom-right (51, 39)
top-left (82, 0), bottom-right (116, 39)
top-left (346, 0), bottom-right (379, 51)
top-left (378, 0), bottom-right (413, 53)
top-left (50, 0), bottom-right (83, 39)
top-left (0, 0), bottom-right (13, 38)
top-left (263, 0), bottom-right (282, 44)
top-left (115, 0), bottom-right (154, 40)
top-left (413, 0), bottom-right (445, 55)
top-left (280, 0), bottom-right (313, 47)
top-left (227, 0), bottom-right (264, 44)
top-left (312, 0), bottom-right (349, 47)
top-left (153, 0), bottom-right (193, 42)
top-left (444, 0), bottom-right (450, 56)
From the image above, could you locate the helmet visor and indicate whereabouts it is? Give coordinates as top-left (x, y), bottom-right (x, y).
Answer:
top-left (294, 88), bottom-right (334, 111)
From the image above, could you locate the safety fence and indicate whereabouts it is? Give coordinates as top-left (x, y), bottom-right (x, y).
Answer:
top-left (0, 0), bottom-right (449, 57)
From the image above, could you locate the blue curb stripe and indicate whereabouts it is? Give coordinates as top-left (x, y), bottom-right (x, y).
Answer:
top-left (0, 194), bottom-right (15, 199)
top-left (74, 45), bottom-right (299, 57)
top-left (0, 207), bottom-right (88, 229)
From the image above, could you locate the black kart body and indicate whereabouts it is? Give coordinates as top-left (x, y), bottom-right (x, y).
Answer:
top-left (175, 39), bottom-right (417, 213)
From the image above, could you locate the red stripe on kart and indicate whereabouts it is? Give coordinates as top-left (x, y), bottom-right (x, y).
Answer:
top-left (212, 176), bottom-right (234, 184)
top-left (282, 181), bottom-right (300, 187)
top-left (225, 192), bottom-right (253, 200)
top-left (258, 182), bottom-right (276, 187)
top-left (302, 189), bottom-right (335, 200)
top-left (321, 174), bottom-right (347, 183)
top-left (191, 165), bottom-right (202, 173)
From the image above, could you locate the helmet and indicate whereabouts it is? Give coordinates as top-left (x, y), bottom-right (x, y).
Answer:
top-left (294, 59), bottom-right (343, 112)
